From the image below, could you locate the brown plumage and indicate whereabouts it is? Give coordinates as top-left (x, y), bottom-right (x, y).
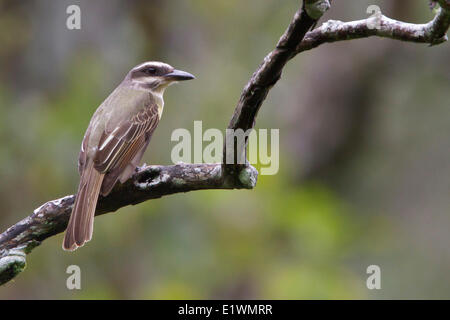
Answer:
top-left (63, 61), bottom-right (194, 251)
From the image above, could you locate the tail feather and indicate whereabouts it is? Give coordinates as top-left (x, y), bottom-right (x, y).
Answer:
top-left (63, 162), bottom-right (104, 251)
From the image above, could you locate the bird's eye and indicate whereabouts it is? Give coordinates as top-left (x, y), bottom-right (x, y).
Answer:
top-left (145, 67), bottom-right (157, 75)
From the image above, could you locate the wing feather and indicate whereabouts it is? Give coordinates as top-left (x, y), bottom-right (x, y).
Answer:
top-left (93, 101), bottom-right (160, 195)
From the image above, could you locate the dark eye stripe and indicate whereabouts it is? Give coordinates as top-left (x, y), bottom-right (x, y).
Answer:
top-left (144, 67), bottom-right (157, 75)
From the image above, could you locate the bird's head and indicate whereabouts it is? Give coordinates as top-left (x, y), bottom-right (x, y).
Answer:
top-left (127, 61), bottom-right (195, 93)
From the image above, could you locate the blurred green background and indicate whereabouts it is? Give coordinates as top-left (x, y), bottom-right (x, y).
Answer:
top-left (0, 0), bottom-right (449, 299)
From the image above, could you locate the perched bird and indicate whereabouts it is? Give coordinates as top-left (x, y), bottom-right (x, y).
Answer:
top-left (63, 61), bottom-right (195, 251)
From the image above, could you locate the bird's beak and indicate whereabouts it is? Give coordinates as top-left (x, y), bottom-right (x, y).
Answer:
top-left (164, 69), bottom-right (195, 81)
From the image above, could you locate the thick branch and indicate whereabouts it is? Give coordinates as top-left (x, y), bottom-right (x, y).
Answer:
top-left (0, 163), bottom-right (257, 285)
top-left (223, 0), bottom-right (330, 179)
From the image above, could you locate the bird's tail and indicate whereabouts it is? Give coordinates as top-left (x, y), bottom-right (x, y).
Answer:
top-left (63, 161), bottom-right (104, 251)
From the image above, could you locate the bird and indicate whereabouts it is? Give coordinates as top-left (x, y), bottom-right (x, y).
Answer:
top-left (63, 61), bottom-right (195, 251)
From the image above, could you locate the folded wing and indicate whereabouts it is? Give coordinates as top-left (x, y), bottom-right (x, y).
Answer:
top-left (94, 101), bottom-right (160, 196)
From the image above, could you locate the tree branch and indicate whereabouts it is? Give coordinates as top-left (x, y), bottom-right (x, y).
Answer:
top-left (298, 1), bottom-right (450, 53)
top-left (1, 0), bottom-right (449, 285)
top-left (0, 163), bottom-right (257, 285)
top-left (223, 0), bottom-right (330, 179)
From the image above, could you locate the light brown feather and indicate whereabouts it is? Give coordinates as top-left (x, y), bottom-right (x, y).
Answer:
top-left (63, 162), bottom-right (104, 250)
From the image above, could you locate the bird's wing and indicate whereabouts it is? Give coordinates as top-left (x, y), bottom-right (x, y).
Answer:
top-left (93, 100), bottom-right (160, 195)
top-left (77, 122), bottom-right (92, 175)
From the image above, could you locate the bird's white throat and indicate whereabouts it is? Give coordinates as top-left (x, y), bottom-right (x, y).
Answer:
top-left (152, 90), bottom-right (165, 119)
